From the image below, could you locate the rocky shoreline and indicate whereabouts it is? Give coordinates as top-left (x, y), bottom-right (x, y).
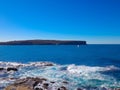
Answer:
top-left (1, 62), bottom-right (68, 90)
top-left (4, 77), bottom-right (120, 90)
top-left (0, 61), bottom-right (120, 90)
top-left (5, 77), bottom-right (68, 90)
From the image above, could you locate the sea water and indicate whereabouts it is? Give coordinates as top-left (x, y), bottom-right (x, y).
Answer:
top-left (0, 45), bottom-right (120, 89)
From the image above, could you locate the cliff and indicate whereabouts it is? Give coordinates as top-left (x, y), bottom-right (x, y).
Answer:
top-left (0, 40), bottom-right (87, 45)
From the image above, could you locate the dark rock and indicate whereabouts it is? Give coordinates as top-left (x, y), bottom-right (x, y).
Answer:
top-left (45, 63), bottom-right (54, 66)
top-left (58, 86), bottom-right (67, 90)
top-left (35, 88), bottom-right (43, 90)
top-left (50, 81), bottom-right (55, 83)
top-left (5, 77), bottom-right (68, 90)
top-left (0, 68), bottom-right (4, 71)
top-left (43, 83), bottom-right (49, 89)
top-left (77, 88), bottom-right (83, 90)
top-left (7, 68), bottom-right (18, 71)
top-left (58, 88), bottom-right (61, 90)
top-left (62, 81), bottom-right (68, 84)
top-left (33, 81), bottom-right (41, 88)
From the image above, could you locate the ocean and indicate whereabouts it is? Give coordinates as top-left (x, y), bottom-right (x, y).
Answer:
top-left (0, 45), bottom-right (120, 89)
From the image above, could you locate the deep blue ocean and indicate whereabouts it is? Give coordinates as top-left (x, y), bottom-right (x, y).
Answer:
top-left (0, 45), bottom-right (120, 89)
top-left (0, 45), bottom-right (120, 66)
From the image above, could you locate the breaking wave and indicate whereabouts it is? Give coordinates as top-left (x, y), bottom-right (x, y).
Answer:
top-left (0, 61), bottom-right (120, 89)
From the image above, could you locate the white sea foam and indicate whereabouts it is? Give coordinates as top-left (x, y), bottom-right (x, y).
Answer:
top-left (67, 64), bottom-right (119, 74)
top-left (0, 61), bottom-right (25, 68)
top-left (29, 61), bottom-right (56, 67)
top-left (0, 61), bottom-right (120, 89)
top-left (0, 61), bottom-right (55, 68)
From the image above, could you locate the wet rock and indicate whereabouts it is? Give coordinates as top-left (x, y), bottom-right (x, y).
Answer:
top-left (50, 81), bottom-right (55, 83)
top-left (62, 81), bottom-right (68, 84)
top-left (58, 88), bottom-right (61, 90)
top-left (43, 83), bottom-right (49, 89)
top-left (58, 86), bottom-right (67, 90)
top-left (34, 83), bottom-right (43, 90)
top-left (7, 67), bottom-right (18, 71)
top-left (33, 81), bottom-right (41, 88)
top-left (5, 77), bottom-right (68, 90)
top-left (5, 77), bottom-right (42, 90)
top-left (59, 86), bottom-right (67, 90)
top-left (0, 68), bottom-right (4, 71)
top-left (77, 88), bottom-right (83, 90)
top-left (45, 63), bottom-right (54, 66)
top-left (35, 88), bottom-right (43, 90)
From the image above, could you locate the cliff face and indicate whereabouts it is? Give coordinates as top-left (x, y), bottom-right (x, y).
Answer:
top-left (0, 40), bottom-right (87, 45)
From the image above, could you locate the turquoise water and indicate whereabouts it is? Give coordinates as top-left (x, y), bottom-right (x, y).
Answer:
top-left (0, 45), bottom-right (120, 89)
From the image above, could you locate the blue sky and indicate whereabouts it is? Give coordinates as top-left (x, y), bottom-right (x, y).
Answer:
top-left (0, 0), bottom-right (120, 44)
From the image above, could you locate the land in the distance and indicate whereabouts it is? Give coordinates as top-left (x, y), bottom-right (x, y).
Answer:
top-left (0, 40), bottom-right (86, 45)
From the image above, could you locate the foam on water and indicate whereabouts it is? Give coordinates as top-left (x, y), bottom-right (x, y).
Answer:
top-left (0, 61), bottom-right (120, 89)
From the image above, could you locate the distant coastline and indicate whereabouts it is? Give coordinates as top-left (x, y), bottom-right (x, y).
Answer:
top-left (0, 40), bottom-right (87, 45)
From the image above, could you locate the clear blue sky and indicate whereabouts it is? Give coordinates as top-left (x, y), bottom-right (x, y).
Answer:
top-left (0, 0), bottom-right (120, 44)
